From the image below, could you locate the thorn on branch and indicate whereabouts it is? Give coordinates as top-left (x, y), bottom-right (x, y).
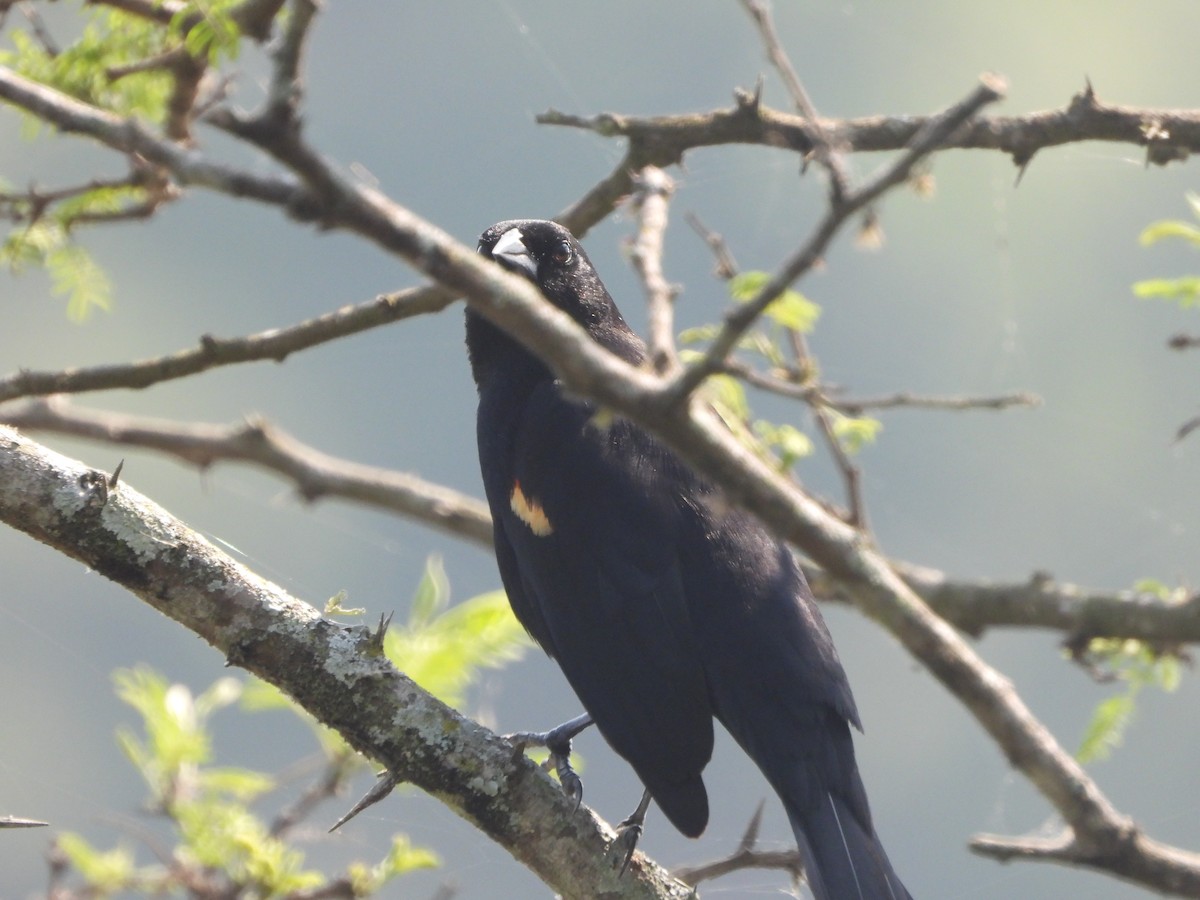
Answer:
top-left (0, 815), bottom-right (49, 829)
top-left (365, 611), bottom-right (394, 656)
top-left (329, 770), bottom-right (399, 832)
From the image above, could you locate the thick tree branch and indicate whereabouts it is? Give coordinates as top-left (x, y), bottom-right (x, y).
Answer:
top-left (0, 427), bottom-right (691, 900)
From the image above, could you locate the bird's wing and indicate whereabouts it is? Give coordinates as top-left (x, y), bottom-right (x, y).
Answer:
top-left (488, 383), bottom-right (714, 834)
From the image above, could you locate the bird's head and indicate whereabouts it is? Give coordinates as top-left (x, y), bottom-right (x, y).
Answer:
top-left (477, 219), bottom-right (617, 329)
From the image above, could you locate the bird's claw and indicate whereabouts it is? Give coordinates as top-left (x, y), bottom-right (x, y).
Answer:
top-left (556, 761), bottom-right (584, 810)
top-left (610, 788), bottom-right (652, 876)
top-left (504, 713), bottom-right (592, 807)
top-left (610, 818), bottom-right (643, 876)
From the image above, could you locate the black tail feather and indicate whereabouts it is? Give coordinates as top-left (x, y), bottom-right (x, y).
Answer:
top-left (786, 787), bottom-right (911, 900)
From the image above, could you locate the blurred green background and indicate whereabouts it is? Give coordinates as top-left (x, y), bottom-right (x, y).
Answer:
top-left (3, 2), bottom-right (1200, 897)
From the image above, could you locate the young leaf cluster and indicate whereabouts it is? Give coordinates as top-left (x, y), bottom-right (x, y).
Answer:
top-left (1133, 193), bottom-right (1200, 308)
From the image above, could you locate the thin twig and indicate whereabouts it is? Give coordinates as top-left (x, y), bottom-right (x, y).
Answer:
top-left (674, 802), bottom-right (802, 886)
top-left (19, 2), bottom-right (59, 56)
top-left (685, 213), bottom-right (739, 279)
top-left (0, 285), bottom-right (455, 404)
top-left (829, 389), bottom-right (1041, 414)
top-left (739, 0), bottom-right (851, 203)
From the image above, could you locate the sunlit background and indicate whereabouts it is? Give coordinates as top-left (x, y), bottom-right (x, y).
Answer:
top-left (3, 2), bottom-right (1200, 897)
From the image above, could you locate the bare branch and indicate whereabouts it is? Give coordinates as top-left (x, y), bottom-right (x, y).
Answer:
top-left (969, 829), bottom-right (1200, 896)
top-left (626, 166), bottom-right (679, 374)
top-left (539, 82), bottom-right (1200, 169)
top-left (0, 398), bottom-right (492, 546)
top-left (829, 389), bottom-right (1041, 414)
top-left (259, 0), bottom-right (316, 128)
top-left (673, 801), bottom-right (803, 887)
top-left (0, 286), bottom-right (454, 404)
top-left (805, 561), bottom-right (1200, 644)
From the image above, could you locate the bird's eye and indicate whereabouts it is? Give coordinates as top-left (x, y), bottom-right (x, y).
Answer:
top-left (551, 240), bottom-right (573, 265)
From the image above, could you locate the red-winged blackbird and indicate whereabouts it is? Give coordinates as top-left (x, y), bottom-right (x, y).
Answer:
top-left (467, 219), bottom-right (911, 899)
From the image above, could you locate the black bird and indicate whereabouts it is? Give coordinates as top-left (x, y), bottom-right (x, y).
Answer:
top-left (467, 219), bottom-right (911, 900)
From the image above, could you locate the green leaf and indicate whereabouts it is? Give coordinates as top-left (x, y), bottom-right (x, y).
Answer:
top-left (1132, 276), bottom-right (1200, 308)
top-left (387, 587), bottom-right (530, 707)
top-left (754, 420), bottom-right (814, 470)
top-left (113, 667), bottom-right (212, 781)
top-left (1133, 578), bottom-right (1173, 599)
top-left (385, 557), bottom-right (531, 707)
top-left (1, 220), bottom-right (113, 320)
top-left (48, 241), bottom-right (113, 321)
top-left (1138, 219), bottom-right (1200, 248)
top-left (1074, 636), bottom-right (1184, 764)
top-left (175, 800), bottom-right (325, 894)
top-left (830, 412), bottom-right (882, 454)
top-left (678, 324), bottom-right (720, 345)
top-left (729, 271), bottom-right (820, 333)
top-left (702, 373), bottom-right (751, 422)
top-left (195, 675), bottom-right (242, 718)
top-left (54, 833), bottom-right (136, 894)
top-left (199, 766), bottom-right (275, 801)
top-left (349, 835), bottom-right (440, 894)
top-left (1077, 691), bottom-right (1136, 763)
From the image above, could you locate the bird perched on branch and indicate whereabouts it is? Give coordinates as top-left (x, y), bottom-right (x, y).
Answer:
top-left (466, 218), bottom-right (911, 900)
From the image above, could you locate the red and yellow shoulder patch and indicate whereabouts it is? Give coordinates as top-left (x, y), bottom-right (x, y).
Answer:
top-left (510, 481), bottom-right (554, 536)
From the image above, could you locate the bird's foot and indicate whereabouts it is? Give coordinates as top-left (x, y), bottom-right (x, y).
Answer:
top-left (609, 788), bottom-right (652, 876)
top-left (505, 712), bottom-right (593, 808)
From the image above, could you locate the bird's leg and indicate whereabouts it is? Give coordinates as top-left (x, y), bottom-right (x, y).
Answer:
top-left (505, 712), bottom-right (593, 808)
top-left (610, 788), bottom-right (653, 876)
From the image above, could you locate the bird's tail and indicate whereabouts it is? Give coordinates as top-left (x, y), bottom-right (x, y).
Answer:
top-left (721, 700), bottom-right (912, 899)
top-left (784, 784), bottom-right (912, 900)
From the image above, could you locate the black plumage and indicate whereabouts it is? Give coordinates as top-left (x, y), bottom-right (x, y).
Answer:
top-left (466, 219), bottom-right (911, 900)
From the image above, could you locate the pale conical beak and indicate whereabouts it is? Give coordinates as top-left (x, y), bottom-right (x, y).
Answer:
top-left (491, 227), bottom-right (537, 278)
